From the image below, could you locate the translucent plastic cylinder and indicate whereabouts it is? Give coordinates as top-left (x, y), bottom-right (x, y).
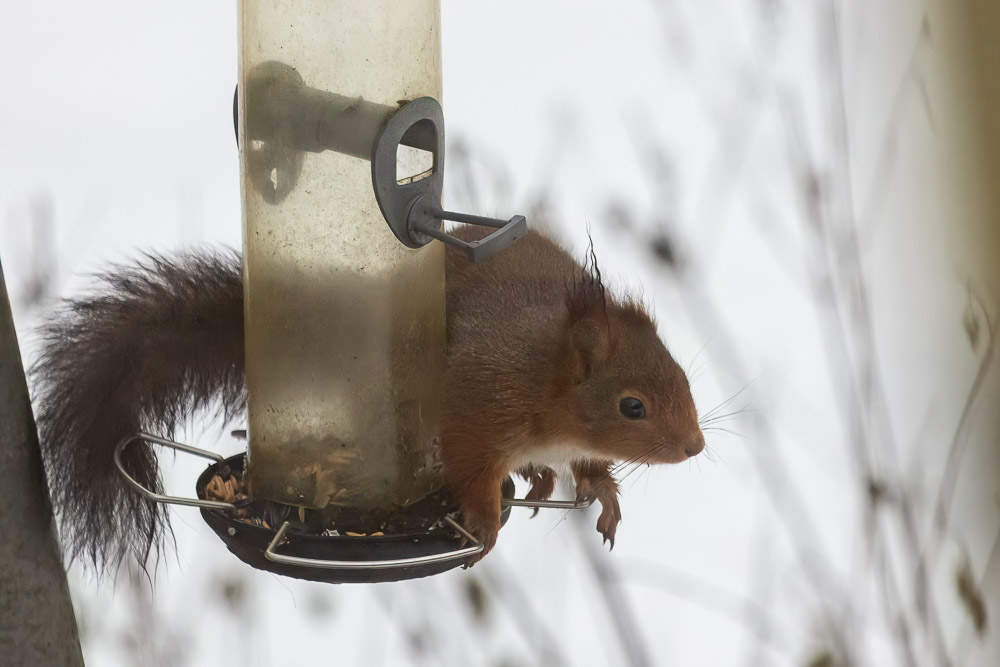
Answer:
top-left (238, 0), bottom-right (445, 509)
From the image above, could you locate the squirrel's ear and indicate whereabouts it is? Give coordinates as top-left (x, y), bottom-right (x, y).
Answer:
top-left (565, 269), bottom-right (610, 383)
top-left (564, 259), bottom-right (611, 383)
top-left (568, 319), bottom-right (607, 384)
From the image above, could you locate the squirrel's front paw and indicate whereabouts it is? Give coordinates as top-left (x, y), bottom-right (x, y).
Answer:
top-left (572, 462), bottom-right (622, 550)
top-left (521, 465), bottom-right (557, 517)
top-left (595, 493), bottom-right (622, 550)
top-left (459, 512), bottom-right (500, 567)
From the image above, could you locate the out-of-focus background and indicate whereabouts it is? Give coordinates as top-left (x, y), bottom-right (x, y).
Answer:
top-left (2, 1), bottom-right (999, 665)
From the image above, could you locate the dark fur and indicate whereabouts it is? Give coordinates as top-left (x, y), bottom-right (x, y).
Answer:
top-left (32, 250), bottom-right (245, 574)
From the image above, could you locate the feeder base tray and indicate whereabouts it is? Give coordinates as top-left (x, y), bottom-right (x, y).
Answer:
top-left (196, 453), bottom-right (513, 584)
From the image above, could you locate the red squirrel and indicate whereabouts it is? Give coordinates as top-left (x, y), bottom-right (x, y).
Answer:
top-left (33, 224), bottom-right (703, 572)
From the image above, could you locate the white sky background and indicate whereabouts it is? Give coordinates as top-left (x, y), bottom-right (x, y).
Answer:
top-left (2, 1), bottom-right (998, 666)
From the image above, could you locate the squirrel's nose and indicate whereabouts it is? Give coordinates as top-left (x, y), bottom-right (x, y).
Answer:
top-left (685, 432), bottom-right (705, 458)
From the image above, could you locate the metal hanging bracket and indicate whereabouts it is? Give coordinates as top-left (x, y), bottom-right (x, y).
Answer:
top-left (238, 63), bottom-right (526, 261)
top-left (371, 97), bottom-right (527, 262)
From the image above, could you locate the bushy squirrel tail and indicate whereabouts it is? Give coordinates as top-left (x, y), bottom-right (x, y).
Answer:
top-left (32, 250), bottom-right (246, 574)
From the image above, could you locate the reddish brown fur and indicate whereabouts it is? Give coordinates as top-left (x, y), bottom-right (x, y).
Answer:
top-left (443, 226), bottom-right (703, 561)
top-left (33, 226), bottom-right (702, 573)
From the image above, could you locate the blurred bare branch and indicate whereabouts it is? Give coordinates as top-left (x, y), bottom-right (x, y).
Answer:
top-left (571, 512), bottom-right (655, 667)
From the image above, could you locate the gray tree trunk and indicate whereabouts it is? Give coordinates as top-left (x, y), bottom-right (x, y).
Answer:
top-left (0, 257), bottom-right (85, 666)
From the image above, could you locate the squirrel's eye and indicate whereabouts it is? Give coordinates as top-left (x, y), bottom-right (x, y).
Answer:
top-left (619, 397), bottom-right (645, 420)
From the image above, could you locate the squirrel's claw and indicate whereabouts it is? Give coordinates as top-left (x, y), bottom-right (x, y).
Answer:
top-left (594, 489), bottom-right (622, 551)
top-left (572, 463), bottom-right (622, 550)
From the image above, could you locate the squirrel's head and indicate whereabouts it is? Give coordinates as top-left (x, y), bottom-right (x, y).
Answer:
top-left (556, 268), bottom-right (703, 465)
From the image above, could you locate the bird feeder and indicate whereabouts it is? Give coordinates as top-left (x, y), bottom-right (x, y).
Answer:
top-left (114, 0), bottom-right (590, 583)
